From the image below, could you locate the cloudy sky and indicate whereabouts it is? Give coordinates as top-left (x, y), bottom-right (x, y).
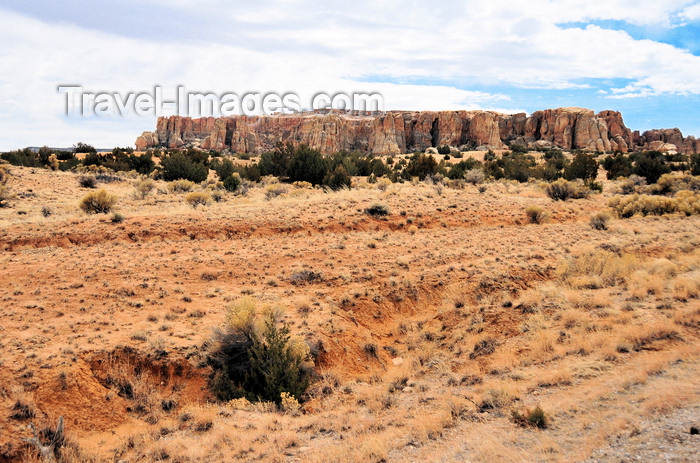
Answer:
top-left (1, 0), bottom-right (700, 150)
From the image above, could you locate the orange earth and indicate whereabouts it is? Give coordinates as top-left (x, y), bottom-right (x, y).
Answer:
top-left (0, 163), bottom-right (698, 462)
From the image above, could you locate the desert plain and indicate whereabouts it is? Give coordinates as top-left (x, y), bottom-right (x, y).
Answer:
top-left (0, 156), bottom-right (698, 462)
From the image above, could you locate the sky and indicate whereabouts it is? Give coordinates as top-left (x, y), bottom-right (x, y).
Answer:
top-left (1, 0), bottom-right (700, 150)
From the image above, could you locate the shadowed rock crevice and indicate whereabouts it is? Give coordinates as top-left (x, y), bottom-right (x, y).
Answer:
top-left (430, 117), bottom-right (439, 148)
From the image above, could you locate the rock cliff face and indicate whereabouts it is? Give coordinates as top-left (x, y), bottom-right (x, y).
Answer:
top-left (135, 108), bottom-right (698, 155)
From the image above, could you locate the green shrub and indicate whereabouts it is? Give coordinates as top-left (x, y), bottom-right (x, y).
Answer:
top-left (72, 142), bottom-right (97, 154)
top-left (446, 158), bottom-right (482, 180)
top-left (79, 189), bottom-right (117, 214)
top-left (403, 153), bottom-right (438, 180)
top-left (1, 148), bottom-right (42, 167)
top-left (365, 203), bottom-right (390, 217)
top-left (208, 298), bottom-right (311, 404)
top-left (126, 152), bottom-right (155, 175)
top-left (246, 314), bottom-right (310, 403)
top-left (323, 165), bottom-right (351, 190)
top-left (691, 154), bottom-right (700, 176)
top-left (587, 181), bottom-right (603, 193)
top-left (545, 179), bottom-right (591, 201)
top-left (542, 149), bottom-right (567, 167)
top-left (110, 212), bottom-right (125, 223)
top-left (564, 153), bottom-right (598, 181)
top-left (210, 158), bottom-right (235, 181)
top-left (509, 143), bottom-right (528, 154)
top-left (161, 152), bottom-right (209, 182)
top-left (501, 154), bottom-right (534, 182)
top-left (223, 174), bottom-right (241, 192)
top-left (603, 153), bottom-right (634, 179)
top-left (511, 406), bottom-right (548, 429)
top-left (437, 145), bottom-right (451, 155)
top-left (78, 148), bottom-right (154, 174)
top-left (259, 142), bottom-right (295, 178)
top-left (633, 152), bottom-right (670, 184)
top-left (532, 163), bottom-right (564, 181)
top-left (59, 157), bottom-right (81, 171)
top-left (287, 145), bottom-right (327, 185)
top-left (233, 163), bottom-right (261, 183)
top-left (184, 191), bottom-right (213, 208)
top-left (525, 206), bottom-right (548, 224)
top-left (78, 175), bottom-right (97, 188)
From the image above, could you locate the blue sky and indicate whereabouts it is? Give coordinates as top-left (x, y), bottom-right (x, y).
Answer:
top-left (1, 0), bottom-right (699, 150)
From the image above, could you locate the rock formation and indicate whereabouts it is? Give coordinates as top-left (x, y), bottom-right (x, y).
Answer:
top-left (135, 108), bottom-right (698, 155)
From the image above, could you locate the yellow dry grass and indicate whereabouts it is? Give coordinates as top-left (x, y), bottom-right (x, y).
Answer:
top-left (0, 166), bottom-right (698, 462)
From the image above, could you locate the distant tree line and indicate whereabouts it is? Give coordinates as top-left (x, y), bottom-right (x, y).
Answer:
top-left (3, 142), bottom-right (698, 190)
top-left (0, 143), bottom-right (154, 174)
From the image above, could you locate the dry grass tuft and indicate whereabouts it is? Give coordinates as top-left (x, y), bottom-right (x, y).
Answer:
top-left (0, 184), bottom-right (13, 207)
top-left (167, 179), bottom-right (195, 193)
top-left (184, 191), bottom-right (213, 208)
top-left (79, 189), bottom-right (117, 214)
top-left (609, 191), bottom-right (700, 218)
top-left (557, 249), bottom-right (639, 288)
top-left (525, 205), bottom-right (549, 224)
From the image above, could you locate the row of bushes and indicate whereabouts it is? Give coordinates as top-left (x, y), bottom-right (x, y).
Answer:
top-left (5, 143), bottom-right (699, 193)
top-left (618, 173), bottom-right (700, 196)
top-left (156, 144), bottom-right (362, 190)
top-left (0, 144), bottom-right (155, 174)
top-left (609, 191), bottom-right (700, 218)
top-left (54, 144), bottom-right (599, 187)
top-left (78, 185), bottom-right (228, 215)
top-left (602, 151), bottom-right (700, 183)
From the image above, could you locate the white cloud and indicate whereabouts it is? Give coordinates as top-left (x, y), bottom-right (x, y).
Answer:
top-left (680, 2), bottom-right (700, 21)
top-left (0, 1), bottom-right (699, 149)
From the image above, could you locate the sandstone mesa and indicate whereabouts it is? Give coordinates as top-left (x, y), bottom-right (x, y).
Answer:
top-left (135, 107), bottom-right (700, 155)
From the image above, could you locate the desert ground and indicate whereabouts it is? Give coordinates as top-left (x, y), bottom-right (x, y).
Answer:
top-left (0, 160), bottom-right (698, 462)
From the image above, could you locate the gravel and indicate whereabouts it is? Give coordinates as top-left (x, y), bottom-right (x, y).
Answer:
top-left (585, 404), bottom-right (700, 462)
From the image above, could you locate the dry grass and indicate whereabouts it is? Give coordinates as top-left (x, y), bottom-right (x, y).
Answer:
top-left (79, 188), bottom-right (117, 214)
top-left (0, 166), bottom-right (698, 462)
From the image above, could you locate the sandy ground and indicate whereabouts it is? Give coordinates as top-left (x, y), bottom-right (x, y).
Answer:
top-left (0, 165), bottom-right (698, 462)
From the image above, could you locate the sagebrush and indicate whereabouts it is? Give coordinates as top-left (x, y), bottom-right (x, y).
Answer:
top-left (80, 189), bottom-right (117, 214)
top-left (208, 298), bottom-right (311, 404)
